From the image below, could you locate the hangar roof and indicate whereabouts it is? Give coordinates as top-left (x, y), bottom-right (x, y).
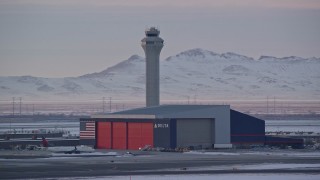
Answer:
top-left (91, 105), bottom-right (230, 119)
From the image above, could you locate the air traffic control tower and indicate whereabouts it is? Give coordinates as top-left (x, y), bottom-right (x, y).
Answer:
top-left (141, 27), bottom-right (164, 107)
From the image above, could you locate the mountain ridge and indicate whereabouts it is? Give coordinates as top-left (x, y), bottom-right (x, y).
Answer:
top-left (0, 48), bottom-right (319, 101)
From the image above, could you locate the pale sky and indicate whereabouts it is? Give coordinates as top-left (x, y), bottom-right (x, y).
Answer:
top-left (0, 0), bottom-right (320, 77)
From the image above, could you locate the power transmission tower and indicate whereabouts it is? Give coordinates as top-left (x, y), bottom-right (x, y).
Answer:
top-left (267, 96), bottom-right (269, 115)
top-left (273, 96), bottom-right (276, 114)
top-left (109, 97), bottom-right (112, 113)
top-left (12, 97), bottom-right (15, 116)
top-left (102, 97), bottom-right (106, 113)
top-left (19, 97), bottom-right (22, 115)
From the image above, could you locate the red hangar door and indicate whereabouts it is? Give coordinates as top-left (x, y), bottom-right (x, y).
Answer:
top-left (128, 122), bottom-right (154, 150)
top-left (96, 122), bottom-right (111, 149)
top-left (112, 122), bottom-right (127, 149)
top-left (97, 122), bottom-right (153, 150)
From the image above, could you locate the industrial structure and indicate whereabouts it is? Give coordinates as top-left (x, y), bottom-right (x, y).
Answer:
top-left (80, 105), bottom-right (302, 149)
top-left (81, 105), bottom-right (232, 149)
top-left (79, 28), bottom-right (303, 150)
top-left (141, 27), bottom-right (164, 107)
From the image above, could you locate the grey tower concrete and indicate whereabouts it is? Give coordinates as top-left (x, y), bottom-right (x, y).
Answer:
top-left (141, 27), bottom-right (164, 107)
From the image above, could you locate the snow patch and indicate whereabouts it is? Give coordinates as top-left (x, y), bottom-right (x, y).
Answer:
top-left (51, 152), bottom-right (120, 157)
top-left (37, 84), bottom-right (54, 92)
top-left (223, 65), bottom-right (251, 75)
top-left (184, 151), bottom-right (240, 156)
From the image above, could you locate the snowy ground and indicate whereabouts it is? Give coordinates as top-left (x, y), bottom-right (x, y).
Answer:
top-left (0, 122), bottom-right (79, 135)
top-left (265, 120), bottom-right (320, 133)
top-left (48, 145), bottom-right (94, 153)
top-left (152, 163), bottom-right (320, 172)
top-left (26, 173), bottom-right (320, 180)
top-left (184, 150), bottom-right (320, 157)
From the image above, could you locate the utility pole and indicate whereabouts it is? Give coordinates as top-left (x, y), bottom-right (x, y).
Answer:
top-left (11, 97), bottom-right (15, 133)
top-left (109, 97), bottom-right (112, 113)
top-left (102, 97), bottom-right (106, 113)
top-left (19, 97), bottom-right (22, 116)
top-left (12, 97), bottom-right (15, 116)
top-left (274, 96), bottom-right (276, 114)
top-left (267, 96), bottom-right (269, 115)
top-left (25, 104), bottom-right (28, 115)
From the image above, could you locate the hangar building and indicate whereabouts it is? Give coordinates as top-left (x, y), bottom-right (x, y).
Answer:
top-left (79, 105), bottom-right (291, 150)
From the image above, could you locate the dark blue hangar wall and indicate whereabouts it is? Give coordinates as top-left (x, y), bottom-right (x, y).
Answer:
top-left (153, 119), bottom-right (177, 149)
top-left (230, 110), bottom-right (265, 144)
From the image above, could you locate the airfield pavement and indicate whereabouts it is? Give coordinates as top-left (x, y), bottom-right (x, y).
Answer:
top-left (1, 149), bottom-right (320, 179)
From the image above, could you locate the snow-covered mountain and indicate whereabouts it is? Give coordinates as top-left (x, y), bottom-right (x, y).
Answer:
top-left (1, 48), bottom-right (319, 101)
